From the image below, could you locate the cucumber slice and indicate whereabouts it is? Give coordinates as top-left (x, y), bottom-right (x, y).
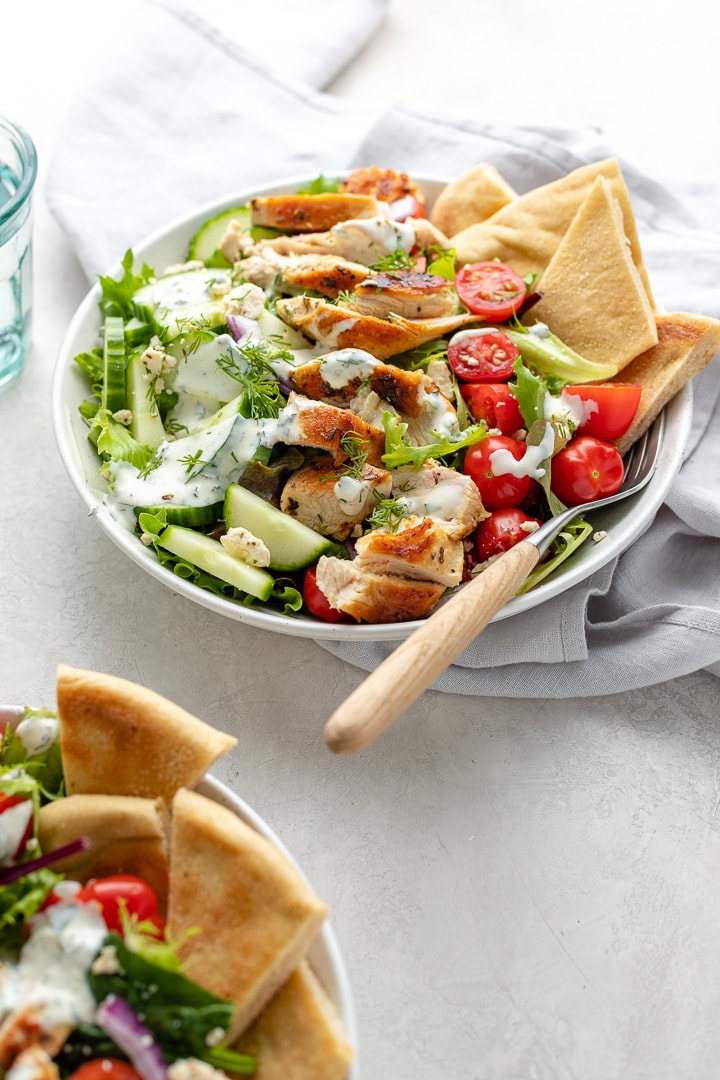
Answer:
top-left (126, 351), bottom-right (165, 449)
top-left (124, 317), bottom-right (152, 346)
top-left (135, 502), bottom-right (223, 526)
top-left (102, 316), bottom-right (126, 413)
top-left (188, 206), bottom-right (252, 264)
top-left (257, 308), bottom-right (311, 351)
top-left (157, 524), bottom-right (274, 600)
top-left (132, 270), bottom-right (231, 340)
top-left (224, 483), bottom-right (337, 571)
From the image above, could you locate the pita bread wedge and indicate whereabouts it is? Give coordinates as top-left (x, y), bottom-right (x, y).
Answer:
top-left (529, 176), bottom-right (658, 372)
top-left (57, 664), bottom-right (236, 804)
top-left (429, 163), bottom-right (517, 237)
top-left (614, 313), bottom-right (720, 456)
top-left (451, 157), bottom-right (655, 305)
top-left (37, 794), bottom-right (170, 909)
top-left (233, 961), bottom-right (353, 1080)
top-left (167, 788), bottom-right (328, 1041)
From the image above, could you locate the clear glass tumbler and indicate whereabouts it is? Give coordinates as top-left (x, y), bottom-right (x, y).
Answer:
top-left (0, 115), bottom-right (37, 390)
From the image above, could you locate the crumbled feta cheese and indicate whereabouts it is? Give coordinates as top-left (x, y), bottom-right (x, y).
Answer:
top-left (112, 409), bottom-right (133, 426)
top-left (220, 527), bottom-right (271, 567)
top-left (91, 944), bottom-right (121, 976)
top-left (167, 1058), bottom-right (229, 1080)
top-left (219, 220), bottom-right (255, 264)
top-left (140, 532), bottom-right (155, 546)
top-left (225, 282), bottom-right (266, 320)
top-left (204, 1027), bottom-right (226, 1048)
top-left (593, 530), bottom-right (608, 543)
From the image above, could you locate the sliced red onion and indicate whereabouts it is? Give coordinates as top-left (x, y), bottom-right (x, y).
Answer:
top-left (0, 837), bottom-right (90, 885)
top-left (226, 313), bottom-right (260, 345)
top-left (95, 994), bottom-right (167, 1080)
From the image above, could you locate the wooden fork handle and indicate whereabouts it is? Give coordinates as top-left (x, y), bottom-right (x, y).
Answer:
top-left (324, 539), bottom-right (541, 754)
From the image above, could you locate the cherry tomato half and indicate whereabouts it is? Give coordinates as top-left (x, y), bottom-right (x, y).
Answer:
top-left (86, 875), bottom-right (164, 937)
top-left (550, 436), bottom-right (624, 506)
top-left (447, 329), bottom-right (519, 383)
top-left (463, 435), bottom-right (533, 511)
top-left (560, 383), bottom-right (642, 441)
top-left (68, 1061), bottom-right (143, 1080)
top-left (455, 261), bottom-right (527, 322)
top-left (0, 792), bottom-right (34, 861)
top-left (303, 565), bottom-right (351, 623)
top-left (476, 508), bottom-right (543, 562)
top-left (461, 383), bottom-right (524, 436)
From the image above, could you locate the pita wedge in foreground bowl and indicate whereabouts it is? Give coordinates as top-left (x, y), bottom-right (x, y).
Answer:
top-left (0, 665), bottom-right (355, 1080)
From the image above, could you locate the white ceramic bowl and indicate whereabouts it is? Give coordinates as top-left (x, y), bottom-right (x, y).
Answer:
top-left (199, 774), bottom-right (358, 1074)
top-left (52, 176), bottom-right (692, 642)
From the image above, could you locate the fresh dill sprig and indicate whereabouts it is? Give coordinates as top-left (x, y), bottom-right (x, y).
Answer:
top-left (369, 248), bottom-right (414, 274)
top-left (215, 340), bottom-right (289, 419)
top-left (366, 496), bottom-right (408, 533)
top-left (178, 449), bottom-right (208, 479)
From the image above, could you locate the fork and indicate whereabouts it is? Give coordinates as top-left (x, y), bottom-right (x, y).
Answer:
top-left (324, 413), bottom-right (666, 754)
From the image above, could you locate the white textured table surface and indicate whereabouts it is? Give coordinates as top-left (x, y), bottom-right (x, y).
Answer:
top-left (2, 4), bottom-right (720, 1078)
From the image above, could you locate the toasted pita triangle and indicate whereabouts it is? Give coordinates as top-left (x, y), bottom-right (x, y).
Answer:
top-left (451, 157), bottom-right (654, 305)
top-left (429, 162), bottom-right (517, 237)
top-left (530, 176), bottom-right (658, 371)
top-left (233, 960), bottom-right (354, 1080)
top-left (614, 313), bottom-right (720, 455)
top-left (57, 665), bottom-right (236, 805)
top-left (167, 788), bottom-right (328, 1040)
top-left (37, 794), bottom-right (170, 908)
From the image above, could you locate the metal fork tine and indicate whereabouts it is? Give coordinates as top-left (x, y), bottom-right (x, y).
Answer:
top-left (622, 431), bottom-right (647, 487)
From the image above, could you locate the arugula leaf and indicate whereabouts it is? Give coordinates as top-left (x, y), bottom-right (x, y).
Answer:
top-left (98, 249), bottom-right (155, 320)
top-left (426, 246), bottom-right (457, 281)
top-left (296, 174), bottom-right (340, 194)
top-left (91, 409), bottom-right (154, 471)
top-left (516, 519), bottom-right (593, 594)
top-left (381, 410), bottom-right (486, 470)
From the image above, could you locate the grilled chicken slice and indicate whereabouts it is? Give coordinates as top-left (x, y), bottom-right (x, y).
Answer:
top-left (276, 296), bottom-right (479, 360)
top-left (288, 350), bottom-right (462, 444)
top-left (354, 516), bottom-right (463, 587)
top-left (315, 556), bottom-right (446, 623)
top-left (3, 1045), bottom-right (60, 1080)
top-left (390, 462), bottom-right (488, 540)
top-left (249, 193), bottom-right (384, 233)
top-left (277, 254), bottom-right (370, 298)
top-left (280, 455), bottom-right (392, 540)
top-left (278, 392), bottom-right (386, 466)
top-left (353, 270), bottom-right (458, 320)
top-left (340, 165), bottom-right (423, 205)
top-left (260, 217), bottom-right (416, 265)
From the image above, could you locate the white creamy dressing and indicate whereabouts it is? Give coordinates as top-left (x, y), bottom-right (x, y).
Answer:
top-left (314, 349), bottom-right (379, 390)
top-left (0, 899), bottom-right (107, 1034)
top-left (415, 386), bottom-right (461, 438)
top-left (169, 333), bottom-right (246, 403)
top-left (558, 387), bottom-right (599, 426)
top-left (0, 800), bottom-right (33, 862)
top-left (395, 473), bottom-right (470, 522)
top-left (319, 316), bottom-right (360, 349)
top-left (150, 269), bottom-right (231, 311)
top-left (333, 474), bottom-right (371, 515)
top-left (332, 216), bottom-right (415, 256)
top-left (489, 420), bottom-right (556, 480)
top-left (15, 714), bottom-right (59, 756)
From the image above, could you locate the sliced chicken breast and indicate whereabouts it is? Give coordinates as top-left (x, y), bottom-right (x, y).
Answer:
top-left (249, 193), bottom-right (385, 233)
top-left (277, 255), bottom-right (370, 298)
top-left (390, 462), bottom-right (488, 539)
top-left (276, 296), bottom-right (479, 360)
top-left (353, 270), bottom-right (458, 320)
top-left (280, 455), bottom-right (392, 541)
top-left (315, 556), bottom-right (446, 623)
top-left (260, 217), bottom-right (417, 266)
top-left (354, 516), bottom-right (464, 588)
top-left (278, 392), bottom-right (386, 466)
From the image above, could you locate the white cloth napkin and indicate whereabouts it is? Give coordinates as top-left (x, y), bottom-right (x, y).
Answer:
top-left (46, 0), bottom-right (720, 697)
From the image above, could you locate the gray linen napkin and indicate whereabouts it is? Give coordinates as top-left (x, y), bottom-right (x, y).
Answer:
top-left (46, 0), bottom-right (720, 696)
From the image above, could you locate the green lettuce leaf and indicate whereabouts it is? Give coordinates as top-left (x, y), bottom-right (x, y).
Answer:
top-left (381, 410), bottom-right (486, 470)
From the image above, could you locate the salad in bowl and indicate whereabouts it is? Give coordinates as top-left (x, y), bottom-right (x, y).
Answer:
top-left (0, 666), bottom-right (355, 1079)
top-left (54, 162), bottom-right (716, 640)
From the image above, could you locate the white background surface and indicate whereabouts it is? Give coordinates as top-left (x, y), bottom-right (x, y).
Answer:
top-left (2, 3), bottom-right (720, 1078)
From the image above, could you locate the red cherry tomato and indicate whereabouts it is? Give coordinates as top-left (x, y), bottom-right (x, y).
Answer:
top-left (550, 436), bottom-right (625, 506)
top-left (476, 508), bottom-right (543, 562)
top-left (447, 329), bottom-right (519, 383)
top-left (85, 875), bottom-right (164, 937)
top-left (463, 435), bottom-right (533, 510)
top-left (461, 383), bottom-right (524, 436)
top-left (454, 261), bottom-right (527, 322)
top-left (68, 1061), bottom-right (143, 1080)
top-left (303, 565), bottom-right (351, 623)
top-left (560, 383), bottom-right (642, 441)
top-left (389, 194), bottom-right (427, 221)
top-left (0, 792), bottom-right (33, 861)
